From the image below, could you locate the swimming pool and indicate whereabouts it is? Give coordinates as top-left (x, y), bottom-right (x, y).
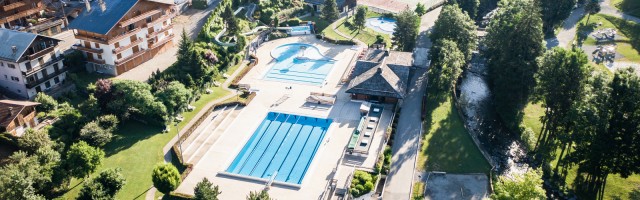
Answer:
top-left (366, 17), bottom-right (396, 35)
top-left (264, 43), bottom-right (335, 85)
top-left (226, 112), bottom-right (332, 185)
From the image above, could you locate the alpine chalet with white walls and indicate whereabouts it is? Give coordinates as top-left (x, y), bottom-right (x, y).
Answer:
top-left (68, 0), bottom-right (176, 76)
top-left (0, 29), bottom-right (66, 99)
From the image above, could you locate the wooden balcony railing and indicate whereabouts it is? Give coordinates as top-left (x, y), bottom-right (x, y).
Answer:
top-left (119, 9), bottom-right (162, 28)
top-left (0, 4), bottom-right (43, 23)
top-left (25, 66), bottom-right (68, 89)
top-left (112, 37), bottom-right (144, 54)
top-left (115, 48), bottom-right (147, 65)
top-left (150, 33), bottom-right (174, 49)
top-left (74, 33), bottom-right (109, 44)
top-left (73, 44), bottom-right (104, 54)
top-left (2, 1), bottom-right (26, 11)
top-left (27, 46), bottom-right (54, 60)
top-left (147, 24), bottom-right (173, 39)
top-left (145, 13), bottom-right (173, 28)
top-left (108, 27), bottom-right (140, 44)
top-left (23, 55), bottom-right (64, 77)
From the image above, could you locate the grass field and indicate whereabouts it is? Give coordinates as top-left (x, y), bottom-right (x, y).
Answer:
top-left (335, 15), bottom-right (392, 46)
top-left (611, 0), bottom-right (640, 18)
top-left (418, 89), bottom-right (491, 174)
top-left (522, 101), bottom-right (640, 199)
top-left (58, 87), bottom-right (230, 199)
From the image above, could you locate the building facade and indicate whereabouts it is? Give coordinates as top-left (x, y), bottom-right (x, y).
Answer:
top-left (68, 0), bottom-right (176, 76)
top-left (0, 29), bottom-right (67, 99)
top-left (0, 100), bottom-right (40, 137)
top-left (0, 0), bottom-right (65, 36)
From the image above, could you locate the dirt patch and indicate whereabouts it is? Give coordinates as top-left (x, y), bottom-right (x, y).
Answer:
top-left (424, 173), bottom-right (489, 200)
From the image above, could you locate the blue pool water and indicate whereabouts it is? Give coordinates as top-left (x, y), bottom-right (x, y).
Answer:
top-left (291, 25), bottom-right (310, 32)
top-left (264, 43), bottom-right (335, 85)
top-left (366, 17), bottom-right (397, 35)
top-left (226, 112), bottom-right (332, 184)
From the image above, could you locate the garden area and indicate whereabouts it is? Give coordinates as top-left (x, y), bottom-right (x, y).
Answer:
top-left (576, 13), bottom-right (640, 64)
top-left (349, 170), bottom-right (378, 198)
top-left (419, 88), bottom-right (492, 174)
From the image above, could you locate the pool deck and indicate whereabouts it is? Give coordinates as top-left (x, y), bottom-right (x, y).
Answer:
top-left (176, 35), bottom-right (383, 199)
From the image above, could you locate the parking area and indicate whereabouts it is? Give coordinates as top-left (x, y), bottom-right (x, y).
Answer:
top-left (424, 173), bottom-right (489, 200)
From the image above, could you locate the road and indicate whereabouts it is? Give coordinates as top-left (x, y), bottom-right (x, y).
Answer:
top-left (382, 6), bottom-right (441, 200)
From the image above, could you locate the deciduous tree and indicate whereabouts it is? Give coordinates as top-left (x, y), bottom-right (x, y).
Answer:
top-left (428, 39), bottom-right (466, 92)
top-left (66, 141), bottom-right (104, 179)
top-left (392, 9), bottom-right (420, 51)
top-left (447, 0), bottom-right (480, 19)
top-left (34, 92), bottom-right (57, 113)
top-left (415, 3), bottom-right (427, 16)
top-left (539, 0), bottom-right (576, 34)
top-left (430, 4), bottom-right (478, 62)
top-left (77, 168), bottom-right (126, 200)
top-left (156, 81), bottom-right (192, 116)
top-left (484, 0), bottom-right (545, 127)
top-left (491, 169), bottom-right (546, 200)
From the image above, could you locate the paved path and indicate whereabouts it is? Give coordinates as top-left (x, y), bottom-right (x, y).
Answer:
top-left (547, 0), bottom-right (640, 49)
top-left (117, 0), bottom-right (222, 81)
top-left (382, 6), bottom-right (441, 200)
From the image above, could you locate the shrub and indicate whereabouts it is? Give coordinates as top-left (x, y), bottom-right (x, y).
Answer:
top-left (152, 163), bottom-right (181, 194)
top-left (35, 92), bottom-right (58, 113)
top-left (350, 170), bottom-right (377, 197)
top-left (284, 18), bottom-right (301, 26)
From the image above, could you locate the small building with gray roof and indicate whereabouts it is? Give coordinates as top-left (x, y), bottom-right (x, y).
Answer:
top-left (345, 49), bottom-right (412, 104)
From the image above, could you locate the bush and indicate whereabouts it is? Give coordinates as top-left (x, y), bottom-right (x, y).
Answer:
top-left (284, 18), bottom-right (301, 26)
top-left (350, 170), bottom-right (377, 197)
top-left (152, 163), bottom-right (181, 194)
top-left (35, 92), bottom-right (58, 113)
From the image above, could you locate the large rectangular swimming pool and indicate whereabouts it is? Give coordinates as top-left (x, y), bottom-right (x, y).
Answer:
top-left (226, 112), bottom-right (332, 184)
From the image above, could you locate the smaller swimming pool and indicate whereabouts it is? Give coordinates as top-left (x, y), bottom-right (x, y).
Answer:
top-left (265, 43), bottom-right (335, 85)
top-left (289, 25), bottom-right (312, 35)
top-left (366, 17), bottom-right (397, 35)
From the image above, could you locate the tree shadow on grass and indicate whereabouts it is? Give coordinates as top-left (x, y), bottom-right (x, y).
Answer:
top-left (422, 100), bottom-right (489, 174)
top-left (103, 121), bottom-right (164, 157)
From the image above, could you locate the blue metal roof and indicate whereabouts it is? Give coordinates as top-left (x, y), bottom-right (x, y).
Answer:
top-left (68, 0), bottom-right (139, 35)
top-left (0, 29), bottom-right (37, 62)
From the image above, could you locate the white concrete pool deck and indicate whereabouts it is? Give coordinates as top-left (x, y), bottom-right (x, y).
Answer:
top-left (176, 35), bottom-right (370, 199)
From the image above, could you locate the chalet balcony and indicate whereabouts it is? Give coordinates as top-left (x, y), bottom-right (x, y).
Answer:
top-left (73, 44), bottom-right (104, 54)
top-left (25, 66), bottom-right (68, 89)
top-left (119, 9), bottom-right (162, 28)
top-left (75, 34), bottom-right (108, 44)
top-left (150, 33), bottom-right (174, 49)
top-left (87, 57), bottom-right (106, 65)
top-left (147, 24), bottom-right (173, 39)
top-left (2, 1), bottom-right (26, 11)
top-left (113, 37), bottom-right (144, 54)
top-left (22, 55), bottom-right (64, 77)
top-left (115, 48), bottom-right (147, 65)
top-left (109, 27), bottom-right (141, 44)
top-left (145, 13), bottom-right (174, 28)
top-left (0, 4), bottom-right (43, 23)
top-left (27, 46), bottom-right (55, 60)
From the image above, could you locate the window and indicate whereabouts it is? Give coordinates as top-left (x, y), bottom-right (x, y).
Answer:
top-left (38, 57), bottom-right (44, 65)
top-left (8, 64), bottom-right (15, 69)
top-left (94, 42), bottom-right (99, 48)
top-left (45, 81), bottom-right (51, 88)
top-left (35, 86), bottom-right (42, 93)
top-left (117, 54), bottom-right (122, 60)
top-left (27, 76), bottom-right (35, 83)
top-left (0, 61), bottom-right (4, 67)
top-left (128, 24), bottom-right (135, 31)
top-left (163, 21), bottom-right (167, 26)
top-left (54, 77), bottom-right (60, 84)
top-left (25, 62), bottom-right (32, 71)
top-left (53, 63), bottom-right (59, 71)
top-left (10, 76), bottom-right (19, 82)
top-left (4, 75), bottom-right (7, 80)
top-left (42, 68), bottom-right (48, 75)
top-left (114, 42), bottom-right (120, 48)
top-left (146, 16), bottom-right (153, 23)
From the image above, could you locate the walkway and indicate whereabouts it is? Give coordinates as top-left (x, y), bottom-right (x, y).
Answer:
top-left (382, 6), bottom-right (441, 200)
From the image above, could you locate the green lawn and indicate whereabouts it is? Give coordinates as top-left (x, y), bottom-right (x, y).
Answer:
top-left (522, 102), bottom-right (640, 199)
top-left (58, 87), bottom-right (230, 199)
top-left (335, 17), bottom-right (392, 46)
top-left (611, 0), bottom-right (640, 18)
top-left (300, 15), bottom-right (331, 32)
top-left (418, 90), bottom-right (492, 174)
top-left (577, 14), bottom-right (640, 63)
